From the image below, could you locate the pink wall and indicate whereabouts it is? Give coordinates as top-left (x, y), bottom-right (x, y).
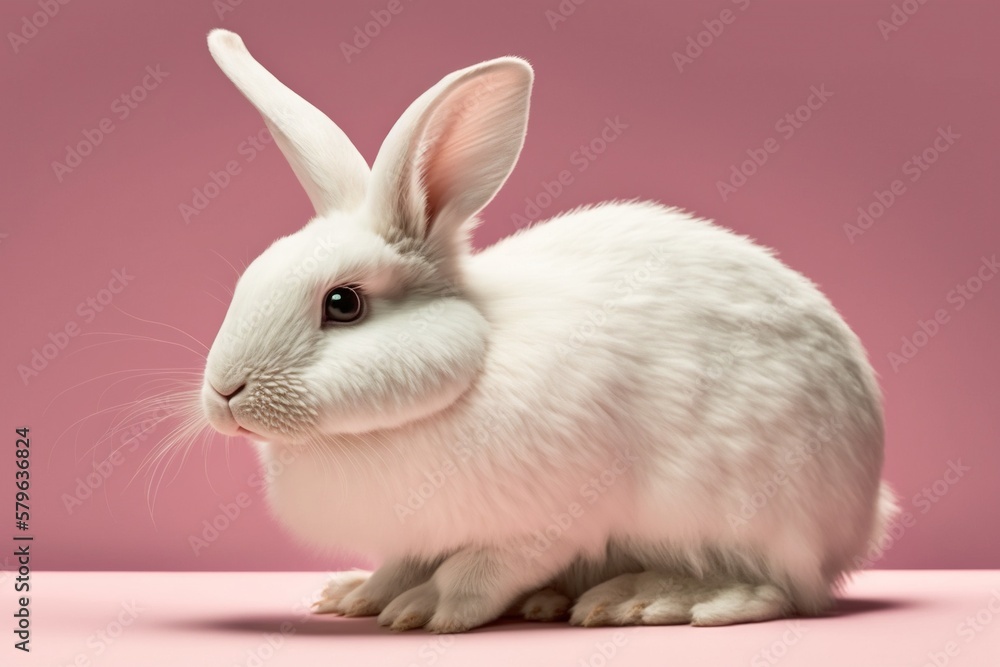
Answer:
top-left (1, 0), bottom-right (997, 571)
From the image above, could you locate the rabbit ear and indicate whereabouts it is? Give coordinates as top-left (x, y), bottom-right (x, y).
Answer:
top-left (207, 30), bottom-right (369, 216)
top-left (368, 57), bottom-right (533, 256)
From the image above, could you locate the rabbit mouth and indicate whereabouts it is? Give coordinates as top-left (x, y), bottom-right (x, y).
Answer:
top-left (235, 424), bottom-right (262, 439)
top-left (200, 367), bottom-right (320, 440)
top-left (201, 380), bottom-right (267, 438)
top-left (205, 397), bottom-right (266, 440)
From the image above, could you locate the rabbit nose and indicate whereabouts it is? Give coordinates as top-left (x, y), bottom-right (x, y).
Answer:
top-left (212, 381), bottom-right (246, 402)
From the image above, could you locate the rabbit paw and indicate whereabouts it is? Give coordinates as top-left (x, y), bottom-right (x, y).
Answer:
top-left (570, 572), bottom-right (791, 626)
top-left (518, 588), bottom-right (571, 621)
top-left (378, 546), bottom-right (578, 632)
top-left (314, 558), bottom-right (440, 617)
top-left (377, 580), bottom-right (508, 633)
top-left (378, 581), bottom-right (440, 631)
top-left (312, 570), bottom-right (371, 614)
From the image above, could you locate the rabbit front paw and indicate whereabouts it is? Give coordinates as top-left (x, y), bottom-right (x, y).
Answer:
top-left (377, 579), bottom-right (506, 634)
top-left (312, 570), bottom-right (370, 614)
top-left (377, 580), bottom-right (441, 631)
top-left (314, 557), bottom-right (439, 617)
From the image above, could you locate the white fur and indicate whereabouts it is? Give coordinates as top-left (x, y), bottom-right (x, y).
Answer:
top-left (202, 30), bottom-right (896, 632)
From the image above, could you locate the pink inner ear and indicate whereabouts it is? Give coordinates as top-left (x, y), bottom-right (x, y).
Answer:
top-left (375, 62), bottom-right (530, 246)
top-left (418, 148), bottom-right (448, 234)
top-left (416, 105), bottom-right (468, 236)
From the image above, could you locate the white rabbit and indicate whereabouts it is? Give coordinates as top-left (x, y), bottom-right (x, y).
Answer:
top-left (201, 29), bottom-right (897, 632)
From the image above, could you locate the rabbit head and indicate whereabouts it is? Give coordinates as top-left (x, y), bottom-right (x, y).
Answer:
top-left (200, 30), bottom-right (532, 440)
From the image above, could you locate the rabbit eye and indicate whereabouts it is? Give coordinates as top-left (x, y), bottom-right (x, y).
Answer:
top-left (323, 285), bottom-right (365, 324)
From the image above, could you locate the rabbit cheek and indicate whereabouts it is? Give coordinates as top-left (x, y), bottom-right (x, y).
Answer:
top-left (312, 301), bottom-right (489, 434)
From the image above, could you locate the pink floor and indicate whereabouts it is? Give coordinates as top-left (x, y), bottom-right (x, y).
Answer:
top-left (17, 570), bottom-right (1000, 666)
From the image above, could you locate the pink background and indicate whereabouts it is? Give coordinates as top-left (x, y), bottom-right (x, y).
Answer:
top-left (1, 0), bottom-right (997, 572)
